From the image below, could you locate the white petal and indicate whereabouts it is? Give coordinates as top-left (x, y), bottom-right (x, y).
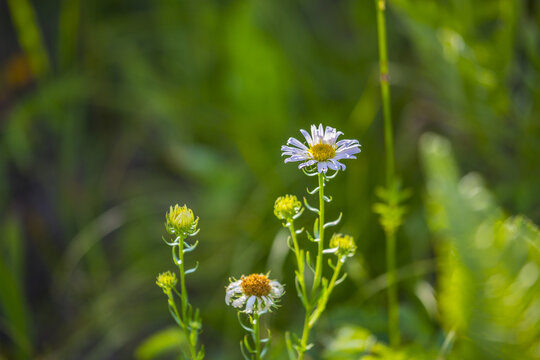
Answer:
top-left (298, 159), bottom-right (317, 169)
top-left (225, 285), bottom-right (242, 304)
top-left (232, 295), bottom-right (248, 308)
top-left (331, 159), bottom-right (346, 170)
top-left (245, 296), bottom-right (257, 313)
top-left (336, 145), bottom-right (361, 155)
top-left (300, 129), bottom-right (313, 145)
top-left (281, 145), bottom-right (303, 153)
top-left (310, 125), bottom-right (319, 144)
top-left (317, 161), bottom-right (328, 173)
top-left (327, 160), bottom-right (339, 171)
top-left (270, 281), bottom-right (284, 297)
top-left (336, 139), bottom-right (359, 148)
top-left (284, 154), bottom-right (310, 163)
top-left (287, 137), bottom-right (308, 150)
top-left (323, 126), bottom-right (337, 144)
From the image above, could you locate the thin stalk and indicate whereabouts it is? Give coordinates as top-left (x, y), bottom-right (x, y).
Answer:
top-left (289, 220), bottom-right (310, 360)
top-left (386, 231), bottom-right (399, 347)
top-left (167, 292), bottom-right (193, 359)
top-left (298, 172), bottom-right (326, 360)
top-left (178, 241), bottom-right (188, 319)
top-left (312, 172), bottom-right (326, 294)
top-left (298, 309), bottom-right (311, 360)
top-left (174, 239), bottom-right (198, 359)
top-left (376, 0), bottom-right (400, 347)
top-left (167, 291), bottom-right (182, 326)
top-left (253, 312), bottom-right (262, 360)
top-left (327, 260), bottom-right (343, 296)
top-left (308, 260), bottom-right (343, 326)
top-left (288, 222), bottom-right (307, 301)
top-left (376, 0), bottom-right (395, 185)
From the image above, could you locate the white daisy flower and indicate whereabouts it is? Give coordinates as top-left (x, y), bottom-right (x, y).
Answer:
top-left (281, 124), bottom-right (361, 173)
top-left (225, 273), bottom-right (284, 314)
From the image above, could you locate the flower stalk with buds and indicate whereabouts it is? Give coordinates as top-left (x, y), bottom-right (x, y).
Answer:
top-left (157, 204), bottom-right (204, 360)
top-left (278, 124), bottom-right (361, 360)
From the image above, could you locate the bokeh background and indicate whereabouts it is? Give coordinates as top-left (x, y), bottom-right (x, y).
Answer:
top-left (1, 0), bottom-right (540, 359)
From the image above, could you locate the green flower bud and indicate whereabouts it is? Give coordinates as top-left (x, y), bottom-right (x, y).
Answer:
top-left (156, 271), bottom-right (178, 293)
top-left (330, 233), bottom-right (357, 259)
top-left (274, 195), bottom-right (302, 221)
top-left (166, 204), bottom-right (199, 237)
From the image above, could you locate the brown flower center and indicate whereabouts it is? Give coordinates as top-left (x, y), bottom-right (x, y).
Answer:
top-left (309, 143), bottom-right (336, 162)
top-left (241, 274), bottom-right (271, 297)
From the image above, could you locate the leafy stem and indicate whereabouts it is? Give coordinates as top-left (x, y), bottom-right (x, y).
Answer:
top-left (254, 312), bottom-right (262, 360)
top-left (312, 172), bottom-right (326, 294)
top-left (239, 311), bottom-right (269, 360)
top-left (168, 236), bottom-right (203, 359)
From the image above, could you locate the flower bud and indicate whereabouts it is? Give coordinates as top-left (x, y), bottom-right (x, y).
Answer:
top-left (156, 271), bottom-right (178, 292)
top-left (166, 204), bottom-right (199, 237)
top-left (274, 195), bottom-right (302, 221)
top-left (329, 233), bottom-right (357, 259)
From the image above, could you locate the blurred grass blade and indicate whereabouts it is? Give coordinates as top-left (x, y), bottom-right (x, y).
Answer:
top-left (7, 0), bottom-right (51, 79)
top-left (58, 0), bottom-right (80, 69)
top-left (135, 327), bottom-right (185, 360)
top-left (0, 215), bottom-right (32, 359)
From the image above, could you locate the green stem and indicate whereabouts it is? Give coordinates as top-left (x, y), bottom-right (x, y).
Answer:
top-left (168, 291), bottom-right (197, 359)
top-left (253, 312), bottom-right (262, 360)
top-left (174, 241), bottom-right (188, 320)
top-left (297, 308), bottom-right (311, 360)
top-left (386, 231), bottom-right (399, 347)
top-left (167, 290), bottom-right (182, 326)
top-left (309, 260), bottom-right (343, 327)
top-left (376, 0), bottom-right (395, 186)
top-left (376, 0), bottom-right (400, 347)
top-left (174, 238), bottom-right (198, 359)
top-left (312, 172), bottom-right (325, 294)
top-left (298, 172), bottom-right (326, 360)
top-left (288, 222), bottom-right (308, 302)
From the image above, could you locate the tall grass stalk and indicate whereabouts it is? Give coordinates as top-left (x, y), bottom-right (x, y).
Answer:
top-left (375, 0), bottom-right (400, 348)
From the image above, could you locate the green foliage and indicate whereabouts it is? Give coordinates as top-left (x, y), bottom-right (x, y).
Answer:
top-left (421, 133), bottom-right (540, 359)
top-left (0, 216), bottom-right (31, 359)
top-left (373, 181), bottom-right (411, 235)
top-left (323, 325), bottom-right (437, 360)
top-left (1, 0), bottom-right (540, 358)
top-left (135, 327), bottom-right (185, 360)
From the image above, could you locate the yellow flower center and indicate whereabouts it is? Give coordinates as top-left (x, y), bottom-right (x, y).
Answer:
top-left (309, 143), bottom-right (336, 162)
top-left (241, 274), bottom-right (271, 297)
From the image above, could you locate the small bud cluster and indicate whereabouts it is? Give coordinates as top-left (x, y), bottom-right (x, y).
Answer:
top-left (330, 233), bottom-right (357, 259)
top-left (274, 195), bottom-right (302, 220)
top-left (156, 271), bottom-right (177, 292)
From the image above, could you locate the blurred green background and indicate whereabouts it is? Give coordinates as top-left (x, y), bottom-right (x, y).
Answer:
top-left (1, 0), bottom-right (539, 359)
